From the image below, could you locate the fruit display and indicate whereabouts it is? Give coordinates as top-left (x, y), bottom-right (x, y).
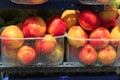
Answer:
top-left (66, 9), bottom-right (120, 66)
top-left (1, 15), bottom-right (65, 66)
top-left (1, 8), bottom-right (120, 67)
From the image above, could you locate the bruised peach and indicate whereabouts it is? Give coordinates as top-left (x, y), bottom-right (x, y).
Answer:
top-left (61, 10), bottom-right (80, 30)
top-left (98, 10), bottom-right (119, 28)
top-left (22, 16), bottom-right (46, 37)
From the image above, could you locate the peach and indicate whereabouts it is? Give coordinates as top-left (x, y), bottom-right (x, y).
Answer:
top-left (47, 43), bottom-right (64, 63)
top-left (3, 46), bottom-right (18, 60)
top-left (61, 10), bottom-right (80, 30)
top-left (79, 9), bottom-right (100, 31)
top-left (46, 16), bottom-right (67, 36)
top-left (89, 27), bottom-right (111, 49)
top-left (98, 10), bottom-right (119, 28)
top-left (98, 45), bottom-right (116, 65)
top-left (111, 26), bottom-right (120, 47)
top-left (34, 34), bottom-right (57, 55)
top-left (1, 25), bottom-right (24, 49)
top-left (17, 46), bottom-right (36, 65)
top-left (67, 25), bottom-right (88, 48)
top-left (22, 16), bottom-right (46, 37)
top-left (79, 44), bottom-right (97, 65)
top-left (106, 5), bottom-right (119, 14)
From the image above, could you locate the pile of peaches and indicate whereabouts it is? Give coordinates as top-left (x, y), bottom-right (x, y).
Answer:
top-left (1, 8), bottom-right (120, 67)
top-left (62, 9), bottom-right (120, 66)
top-left (1, 16), bottom-right (66, 66)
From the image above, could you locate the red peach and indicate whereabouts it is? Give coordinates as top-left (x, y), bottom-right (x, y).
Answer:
top-left (79, 9), bottom-right (100, 31)
top-left (79, 44), bottom-right (97, 65)
top-left (47, 16), bottom-right (67, 36)
top-left (89, 27), bottom-right (111, 49)
top-left (34, 34), bottom-right (57, 55)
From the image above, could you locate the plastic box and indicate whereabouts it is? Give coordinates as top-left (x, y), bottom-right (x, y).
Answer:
top-left (78, 0), bottom-right (112, 5)
top-left (1, 35), bottom-right (65, 67)
top-left (11, 0), bottom-right (48, 5)
top-left (66, 36), bottom-right (120, 67)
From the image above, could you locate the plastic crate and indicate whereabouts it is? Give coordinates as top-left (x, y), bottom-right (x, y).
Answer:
top-left (66, 37), bottom-right (120, 67)
top-left (1, 34), bottom-right (65, 67)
